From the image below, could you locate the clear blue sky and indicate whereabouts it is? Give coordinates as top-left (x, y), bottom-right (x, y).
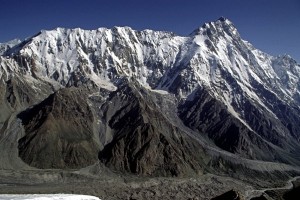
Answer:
top-left (0, 0), bottom-right (299, 62)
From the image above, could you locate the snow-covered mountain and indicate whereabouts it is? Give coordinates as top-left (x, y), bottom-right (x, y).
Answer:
top-left (0, 17), bottom-right (300, 177)
top-left (4, 18), bottom-right (300, 108)
top-left (0, 39), bottom-right (21, 56)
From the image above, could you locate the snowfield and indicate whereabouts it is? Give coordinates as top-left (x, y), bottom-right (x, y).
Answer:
top-left (0, 194), bottom-right (101, 200)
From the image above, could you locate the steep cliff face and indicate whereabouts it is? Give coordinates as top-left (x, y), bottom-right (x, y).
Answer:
top-left (0, 17), bottom-right (300, 177)
top-left (18, 86), bottom-right (100, 169)
top-left (178, 86), bottom-right (300, 166)
top-left (99, 81), bottom-right (206, 176)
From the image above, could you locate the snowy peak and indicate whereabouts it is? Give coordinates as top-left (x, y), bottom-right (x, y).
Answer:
top-left (0, 38), bottom-right (22, 55)
top-left (190, 17), bottom-right (238, 39)
top-left (1, 17), bottom-right (299, 107)
top-left (0, 38), bottom-right (22, 46)
top-left (271, 54), bottom-right (300, 97)
top-left (217, 16), bottom-right (228, 22)
top-left (6, 25), bottom-right (185, 90)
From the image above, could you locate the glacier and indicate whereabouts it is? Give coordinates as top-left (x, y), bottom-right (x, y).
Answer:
top-left (0, 194), bottom-right (100, 200)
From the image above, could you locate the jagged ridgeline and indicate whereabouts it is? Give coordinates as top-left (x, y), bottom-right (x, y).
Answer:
top-left (0, 17), bottom-right (300, 177)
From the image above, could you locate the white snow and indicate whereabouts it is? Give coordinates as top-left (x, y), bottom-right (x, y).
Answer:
top-left (0, 194), bottom-right (101, 200)
top-left (1, 21), bottom-right (299, 133)
top-left (0, 39), bottom-right (22, 56)
top-left (88, 73), bottom-right (117, 91)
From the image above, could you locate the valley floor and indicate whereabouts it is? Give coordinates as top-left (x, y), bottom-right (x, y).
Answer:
top-left (0, 169), bottom-right (298, 200)
top-left (0, 169), bottom-right (246, 200)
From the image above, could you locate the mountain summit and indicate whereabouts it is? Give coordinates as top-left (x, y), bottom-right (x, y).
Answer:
top-left (0, 18), bottom-right (300, 179)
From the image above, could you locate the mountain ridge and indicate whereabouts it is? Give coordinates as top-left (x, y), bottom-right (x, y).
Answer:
top-left (0, 18), bottom-right (300, 181)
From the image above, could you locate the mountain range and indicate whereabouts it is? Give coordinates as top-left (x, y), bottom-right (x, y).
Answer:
top-left (0, 17), bottom-right (300, 199)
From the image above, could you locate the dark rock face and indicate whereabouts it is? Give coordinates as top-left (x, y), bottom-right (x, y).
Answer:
top-left (2, 76), bottom-right (48, 113)
top-left (178, 88), bottom-right (268, 160)
top-left (16, 80), bottom-right (207, 175)
top-left (99, 82), bottom-right (205, 176)
top-left (283, 186), bottom-right (300, 200)
top-left (178, 86), bottom-right (300, 166)
top-left (211, 190), bottom-right (241, 200)
top-left (18, 87), bottom-right (100, 169)
top-left (178, 88), bottom-right (246, 153)
top-left (250, 195), bottom-right (268, 200)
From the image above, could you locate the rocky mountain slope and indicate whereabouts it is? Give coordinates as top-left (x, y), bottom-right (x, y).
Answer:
top-left (0, 17), bottom-right (300, 180)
